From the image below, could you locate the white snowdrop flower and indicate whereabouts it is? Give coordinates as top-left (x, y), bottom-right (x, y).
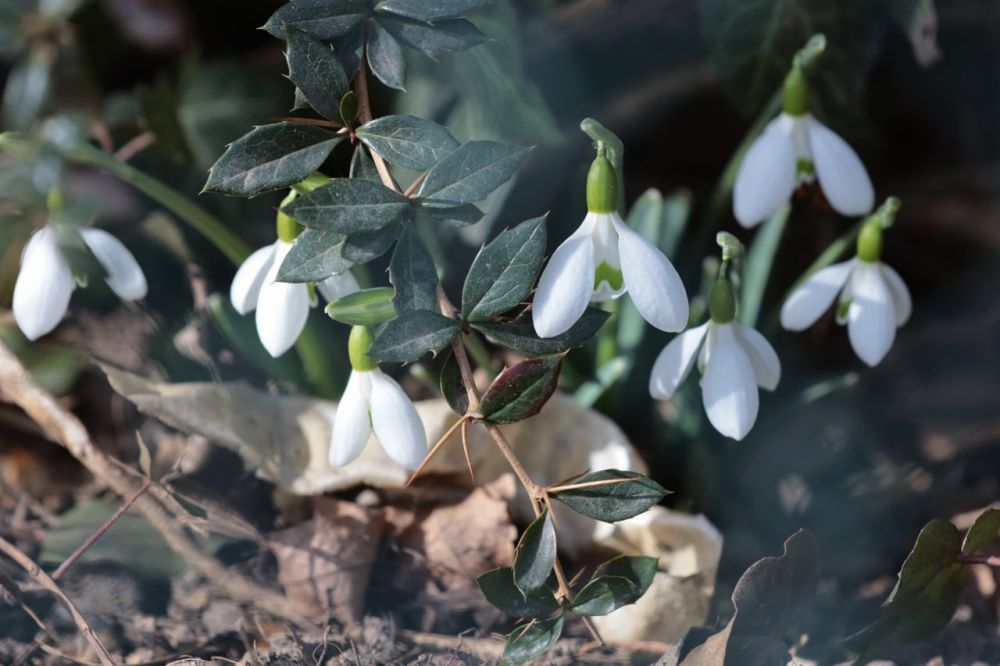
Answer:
top-left (329, 326), bottom-right (427, 469)
top-left (781, 199), bottom-right (910, 367)
top-left (733, 66), bottom-right (874, 228)
top-left (13, 225), bottom-right (147, 341)
top-left (649, 261), bottom-right (780, 441)
top-left (230, 239), bottom-right (360, 358)
top-left (533, 152), bottom-right (688, 338)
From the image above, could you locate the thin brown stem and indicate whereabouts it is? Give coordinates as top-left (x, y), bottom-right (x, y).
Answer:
top-left (406, 415), bottom-right (470, 487)
top-left (0, 536), bottom-right (114, 666)
top-left (353, 54), bottom-right (399, 192)
top-left (957, 554), bottom-right (1000, 567)
top-left (461, 420), bottom-right (476, 485)
top-left (52, 477), bottom-right (152, 581)
top-left (547, 477), bottom-right (635, 494)
top-left (403, 170), bottom-right (429, 198)
top-left (113, 131), bottom-right (156, 162)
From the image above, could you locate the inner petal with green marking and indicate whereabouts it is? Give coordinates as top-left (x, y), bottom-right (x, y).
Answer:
top-left (593, 260), bottom-right (624, 293)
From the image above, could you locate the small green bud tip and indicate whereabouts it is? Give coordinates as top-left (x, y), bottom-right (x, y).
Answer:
top-left (46, 188), bottom-right (63, 213)
top-left (294, 172), bottom-right (331, 194)
top-left (709, 279), bottom-right (737, 324)
top-left (276, 190), bottom-right (302, 242)
top-left (876, 196), bottom-right (901, 229)
top-left (586, 154), bottom-right (618, 214)
top-left (856, 219), bottom-right (883, 263)
top-left (348, 325), bottom-right (377, 372)
top-left (782, 66), bottom-right (809, 117)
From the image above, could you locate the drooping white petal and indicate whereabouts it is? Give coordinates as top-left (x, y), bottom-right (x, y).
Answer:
top-left (733, 323), bottom-right (781, 391)
top-left (733, 115), bottom-right (798, 228)
top-left (12, 227), bottom-right (75, 341)
top-left (230, 244), bottom-right (276, 315)
top-left (649, 322), bottom-right (709, 400)
top-left (369, 370), bottom-right (427, 469)
top-left (329, 371), bottom-right (373, 467)
top-left (532, 234), bottom-right (595, 338)
top-left (611, 214), bottom-right (688, 333)
top-left (806, 116), bottom-right (875, 217)
top-left (701, 323), bottom-right (759, 441)
top-left (316, 270), bottom-right (360, 303)
top-left (80, 228), bottom-right (147, 301)
top-left (879, 263), bottom-right (912, 327)
top-left (590, 213), bottom-right (626, 301)
top-left (255, 241), bottom-right (309, 357)
top-left (847, 262), bottom-right (896, 367)
top-left (780, 259), bottom-right (855, 331)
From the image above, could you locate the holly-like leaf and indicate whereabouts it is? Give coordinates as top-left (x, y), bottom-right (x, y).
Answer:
top-left (204, 123), bottom-right (339, 196)
top-left (379, 14), bottom-right (487, 58)
top-left (418, 202), bottom-right (484, 226)
top-left (281, 179), bottom-right (411, 233)
top-left (326, 287), bottom-right (397, 326)
top-left (375, 0), bottom-right (492, 22)
top-left (479, 357), bottom-right (561, 425)
top-left (417, 140), bottom-right (529, 204)
top-left (477, 567), bottom-right (560, 618)
top-left (284, 25), bottom-right (350, 120)
top-left (963, 508), bottom-right (1000, 555)
top-left (262, 0), bottom-right (368, 41)
top-left (847, 519), bottom-right (965, 661)
top-left (368, 310), bottom-right (460, 362)
top-left (551, 470), bottom-right (668, 523)
top-left (356, 114), bottom-right (459, 171)
top-left (462, 216), bottom-right (545, 322)
top-left (389, 225), bottom-right (438, 313)
top-left (501, 614), bottom-right (564, 666)
top-left (513, 509), bottom-right (556, 594)
top-left (368, 20), bottom-right (406, 90)
top-left (277, 228), bottom-right (352, 282)
top-left (339, 223), bottom-right (402, 263)
top-left (570, 576), bottom-right (638, 617)
top-left (598, 554), bottom-right (658, 592)
top-left (472, 308), bottom-right (609, 357)
top-left (440, 351), bottom-right (469, 416)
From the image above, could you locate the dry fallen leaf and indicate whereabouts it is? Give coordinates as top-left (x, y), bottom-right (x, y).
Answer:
top-left (269, 497), bottom-right (384, 623)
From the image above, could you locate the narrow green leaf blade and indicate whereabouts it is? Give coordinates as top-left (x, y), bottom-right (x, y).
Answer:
top-left (284, 25), bottom-right (350, 120)
top-left (476, 567), bottom-right (560, 618)
top-left (417, 140), bottom-right (529, 204)
top-left (462, 216), bottom-right (546, 321)
top-left (281, 179), bottom-right (411, 233)
top-left (501, 614), bottom-right (564, 666)
top-left (368, 310), bottom-right (460, 362)
top-left (513, 509), bottom-right (556, 594)
top-left (740, 204), bottom-right (789, 327)
top-left (389, 225), bottom-right (438, 313)
top-left (479, 356), bottom-right (561, 425)
top-left (473, 309), bottom-right (609, 357)
top-left (368, 20), bottom-right (406, 90)
top-left (326, 287), bottom-right (397, 326)
top-left (356, 114), bottom-right (459, 171)
top-left (204, 123), bottom-right (339, 196)
top-left (551, 470), bottom-right (668, 523)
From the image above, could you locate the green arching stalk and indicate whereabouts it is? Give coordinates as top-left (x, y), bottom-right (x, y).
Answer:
top-left (786, 218), bottom-right (865, 295)
top-left (296, 324), bottom-right (344, 399)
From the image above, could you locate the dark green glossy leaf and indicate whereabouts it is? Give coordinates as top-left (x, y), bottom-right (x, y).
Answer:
top-left (440, 351), bottom-right (469, 416)
top-left (570, 575), bottom-right (638, 616)
top-left (262, 0), bottom-right (368, 40)
top-left (462, 216), bottom-right (545, 321)
top-left (339, 222), bottom-right (401, 263)
top-left (368, 310), bottom-right (460, 362)
top-left (417, 140), bottom-right (529, 204)
top-left (204, 123), bottom-right (339, 196)
top-left (277, 228), bottom-right (351, 282)
top-left (334, 21), bottom-right (366, 77)
top-left (963, 508), bottom-right (1000, 555)
top-left (375, 0), bottom-right (492, 22)
top-left (379, 14), bottom-right (486, 58)
top-left (281, 178), bottom-right (411, 233)
top-left (479, 356), bottom-right (561, 425)
top-left (326, 287), bottom-right (397, 326)
top-left (350, 144), bottom-right (380, 181)
top-left (598, 555), bottom-right (658, 594)
top-left (339, 90), bottom-right (358, 128)
top-left (417, 202), bottom-right (484, 226)
top-left (284, 25), bottom-right (350, 120)
top-left (847, 519), bottom-right (966, 661)
top-left (473, 308), bottom-right (609, 357)
top-left (389, 225), bottom-right (438, 313)
top-left (513, 509), bottom-right (556, 594)
top-left (356, 114), bottom-right (458, 171)
top-left (501, 614), bottom-right (564, 666)
top-left (476, 567), bottom-right (560, 618)
top-left (368, 20), bottom-right (406, 90)
top-left (551, 470), bottom-right (668, 523)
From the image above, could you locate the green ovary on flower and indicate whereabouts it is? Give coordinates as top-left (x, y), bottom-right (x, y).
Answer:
top-left (709, 279), bottom-right (737, 324)
top-left (856, 220), bottom-right (883, 263)
top-left (586, 153), bottom-right (618, 213)
top-left (593, 260), bottom-right (624, 293)
top-left (348, 325), bottom-right (377, 372)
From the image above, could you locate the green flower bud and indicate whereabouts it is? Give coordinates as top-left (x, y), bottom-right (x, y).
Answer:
top-left (709, 278), bottom-right (737, 324)
top-left (586, 153), bottom-right (618, 214)
top-left (348, 325), bottom-right (377, 372)
top-left (782, 66), bottom-right (809, 117)
top-left (276, 189), bottom-right (302, 243)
